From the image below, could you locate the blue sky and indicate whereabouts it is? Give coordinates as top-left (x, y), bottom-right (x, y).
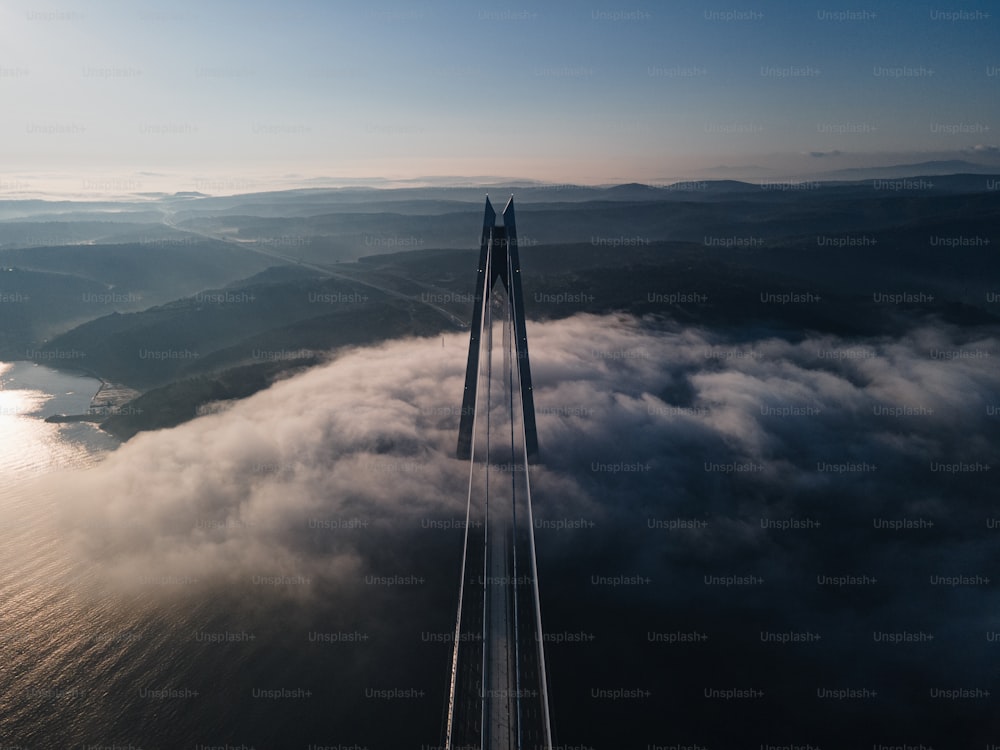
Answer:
top-left (1, 0), bottom-right (998, 193)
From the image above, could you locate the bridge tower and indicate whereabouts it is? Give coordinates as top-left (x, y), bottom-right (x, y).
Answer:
top-left (445, 197), bottom-right (552, 750)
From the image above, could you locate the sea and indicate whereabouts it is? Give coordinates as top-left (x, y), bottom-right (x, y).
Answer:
top-left (0, 361), bottom-right (450, 749)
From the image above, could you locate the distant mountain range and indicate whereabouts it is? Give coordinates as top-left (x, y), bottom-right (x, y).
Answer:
top-left (3, 174), bottom-right (999, 441)
top-left (812, 159), bottom-right (1000, 181)
top-left (657, 159), bottom-right (1000, 185)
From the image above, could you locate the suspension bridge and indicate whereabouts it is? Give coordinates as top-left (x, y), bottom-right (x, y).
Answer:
top-left (444, 196), bottom-right (553, 750)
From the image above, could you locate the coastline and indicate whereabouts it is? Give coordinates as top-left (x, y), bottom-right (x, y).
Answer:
top-left (1, 358), bottom-right (141, 431)
top-left (43, 377), bottom-right (142, 426)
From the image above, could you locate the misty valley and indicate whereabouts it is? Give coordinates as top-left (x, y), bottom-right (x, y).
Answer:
top-left (2, 177), bottom-right (999, 746)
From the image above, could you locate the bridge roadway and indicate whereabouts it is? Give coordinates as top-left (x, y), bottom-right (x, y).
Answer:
top-left (446, 281), bottom-right (550, 749)
top-left (445, 197), bottom-right (551, 750)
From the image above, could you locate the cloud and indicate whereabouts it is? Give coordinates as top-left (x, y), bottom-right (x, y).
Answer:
top-left (54, 334), bottom-right (475, 593)
top-left (807, 150), bottom-right (843, 158)
top-left (49, 312), bottom-right (1000, 592)
top-left (39, 311), bottom-right (1000, 743)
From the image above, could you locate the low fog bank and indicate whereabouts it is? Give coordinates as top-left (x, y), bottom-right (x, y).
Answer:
top-left (41, 311), bottom-right (1000, 744)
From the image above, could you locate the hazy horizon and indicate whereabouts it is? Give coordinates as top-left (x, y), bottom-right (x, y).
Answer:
top-left (2, 0), bottom-right (998, 197)
top-left (3, 160), bottom-right (1000, 202)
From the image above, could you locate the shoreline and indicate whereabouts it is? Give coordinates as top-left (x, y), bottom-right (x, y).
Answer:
top-left (44, 378), bottom-right (143, 425)
top-left (2, 358), bottom-right (143, 429)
